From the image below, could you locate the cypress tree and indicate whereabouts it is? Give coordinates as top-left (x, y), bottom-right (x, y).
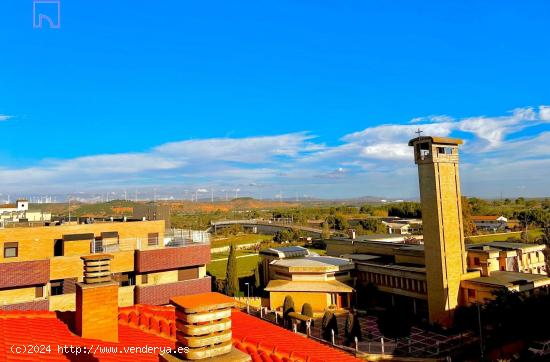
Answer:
top-left (224, 242), bottom-right (239, 297)
top-left (254, 264), bottom-right (261, 289)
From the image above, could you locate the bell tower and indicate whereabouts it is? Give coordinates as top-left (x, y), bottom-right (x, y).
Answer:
top-left (408, 136), bottom-right (466, 327)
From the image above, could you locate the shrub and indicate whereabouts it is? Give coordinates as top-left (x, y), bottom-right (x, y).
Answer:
top-left (321, 310), bottom-right (338, 342)
top-left (301, 303), bottom-right (314, 332)
top-left (344, 311), bottom-right (362, 345)
top-left (283, 295), bottom-right (295, 329)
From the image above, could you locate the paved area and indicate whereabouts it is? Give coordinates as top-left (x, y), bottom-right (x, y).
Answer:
top-left (254, 309), bottom-right (472, 357)
top-left (309, 314), bottom-right (472, 357)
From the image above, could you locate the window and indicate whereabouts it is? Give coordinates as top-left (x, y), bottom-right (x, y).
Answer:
top-left (437, 147), bottom-right (453, 155)
top-left (178, 267), bottom-right (198, 281)
top-left (113, 272), bottom-right (135, 287)
top-left (3, 242), bottom-right (18, 258)
top-left (93, 239), bottom-right (104, 253)
top-left (50, 280), bottom-right (64, 296)
top-left (418, 142), bottom-right (431, 159)
top-left (35, 286), bottom-right (43, 298)
top-left (147, 233), bottom-right (159, 246)
top-left (141, 274), bottom-right (148, 284)
top-left (468, 289), bottom-right (476, 299)
top-left (54, 239), bottom-right (64, 257)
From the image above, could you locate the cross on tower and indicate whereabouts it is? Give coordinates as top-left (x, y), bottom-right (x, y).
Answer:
top-left (415, 128), bottom-right (423, 137)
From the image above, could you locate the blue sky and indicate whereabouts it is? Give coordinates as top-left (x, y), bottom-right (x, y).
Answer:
top-left (1, 1), bottom-right (549, 200)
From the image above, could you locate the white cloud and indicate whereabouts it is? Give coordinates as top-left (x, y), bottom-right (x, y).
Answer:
top-left (0, 106), bottom-right (549, 198)
top-left (156, 133), bottom-right (319, 163)
top-left (457, 107), bottom-right (538, 149)
top-left (0, 115), bottom-right (12, 122)
top-left (539, 105), bottom-right (550, 121)
top-left (410, 115), bottom-right (454, 123)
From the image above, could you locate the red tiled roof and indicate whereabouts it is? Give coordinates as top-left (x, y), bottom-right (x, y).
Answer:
top-left (471, 215), bottom-right (502, 221)
top-left (0, 306), bottom-right (361, 362)
top-left (231, 310), bottom-right (361, 362)
top-left (0, 311), bottom-right (173, 361)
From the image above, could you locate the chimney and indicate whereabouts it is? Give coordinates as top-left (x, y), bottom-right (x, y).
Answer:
top-left (75, 254), bottom-right (119, 342)
top-left (348, 229), bottom-right (356, 240)
top-left (159, 292), bottom-right (250, 362)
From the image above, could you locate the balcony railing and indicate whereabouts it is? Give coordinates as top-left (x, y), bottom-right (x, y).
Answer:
top-left (88, 229), bottom-right (210, 253)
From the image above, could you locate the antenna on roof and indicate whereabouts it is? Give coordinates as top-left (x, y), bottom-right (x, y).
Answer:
top-left (415, 128), bottom-right (424, 137)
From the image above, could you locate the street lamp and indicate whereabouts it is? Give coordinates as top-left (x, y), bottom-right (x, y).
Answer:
top-left (245, 283), bottom-right (251, 313)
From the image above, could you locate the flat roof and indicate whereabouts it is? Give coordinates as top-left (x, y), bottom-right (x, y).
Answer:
top-left (466, 242), bottom-right (545, 251)
top-left (265, 279), bottom-right (354, 293)
top-left (408, 136), bottom-right (463, 146)
top-left (260, 246), bottom-right (310, 258)
top-left (340, 253), bottom-right (382, 261)
top-left (355, 258), bottom-right (426, 273)
top-left (466, 271), bottom-right (550, 288)
top-left (271, 255), bottom-right (354, 269)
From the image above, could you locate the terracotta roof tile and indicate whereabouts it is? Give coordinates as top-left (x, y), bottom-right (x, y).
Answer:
top-left (0, 306), bottom-right (361, 362)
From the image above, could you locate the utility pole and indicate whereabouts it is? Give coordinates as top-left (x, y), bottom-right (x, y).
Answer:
top-left (477, 302), bottom-right (484, 360)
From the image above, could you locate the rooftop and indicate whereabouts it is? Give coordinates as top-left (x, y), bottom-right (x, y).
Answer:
top-left (466, 241), bottom-right (545, 252)
top-left (408, 136), bottom-right (463, 146)
top-left (0, 306), bottom-right (361, 362)
top-left (339, 253), bottom-right (382, 262)
top-left (471, 215), bottom-right (505, 221)
top-left (465, 271), bottom-right (550, 289)
top-left (260, 246), bottom-right (311, 258)
top-left (271, 255), bottom-right (354, 269)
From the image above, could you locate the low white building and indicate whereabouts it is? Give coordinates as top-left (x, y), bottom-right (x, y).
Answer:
top-left (0, 199), bottom-right (29, 213)
top-left (0, 199), bottom-right (51, 227)
top-left (471, 215), bottom-right (508, 232)
top-left (382, 219), bottom-right (422, 235)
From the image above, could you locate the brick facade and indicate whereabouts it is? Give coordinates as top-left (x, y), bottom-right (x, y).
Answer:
top-left (0, 299), bottom-right (49, 311)
top-left (0, 259), bottom-right (49, 289)
top-left (76, 282), bottom-right (119, 342)
top-left (135, 244), bottom-right (210, 273)
top-left (134, 277), bottom-right (211, 305)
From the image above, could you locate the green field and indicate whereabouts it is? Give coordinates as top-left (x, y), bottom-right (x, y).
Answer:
top-left (211, 249), bottom-right (258, 260)
top-left (207, 254), bottom-right (260, 280)
top-left (305, 247), bottom-right (327, 256)
top-left (467, 229), bottom-right (542, 243)
top-left (211, 234), bottom-right (272, 248)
